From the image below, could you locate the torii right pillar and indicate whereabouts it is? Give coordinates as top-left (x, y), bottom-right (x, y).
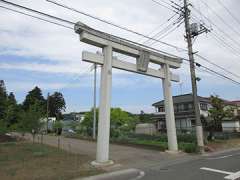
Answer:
top-left (162, 64), bottom-right (178, 152)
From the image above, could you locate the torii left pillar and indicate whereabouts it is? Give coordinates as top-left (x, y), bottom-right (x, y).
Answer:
top-left (92, 45), bottom-right (114, 166)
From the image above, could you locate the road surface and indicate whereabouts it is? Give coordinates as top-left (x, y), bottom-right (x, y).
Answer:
top-left (141, 149), bottom-right (240, 180)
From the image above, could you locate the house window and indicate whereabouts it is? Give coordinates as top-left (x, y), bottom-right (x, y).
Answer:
top-left (237, 110), bottom-right (240, 115)
top-left (184, 104), bottom-right (189, 111)
top-left (178, 104), bottom-right (184, 112)
top-left (158, 107), bottom-right (165, 112)
top-left (188, 103), bottom-right (193, 110)
top-left (200, 103), bottom-right (208, 111)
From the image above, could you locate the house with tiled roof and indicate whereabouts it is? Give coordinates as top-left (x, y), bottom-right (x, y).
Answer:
top-left (152, 94), bottom-right (240, 132)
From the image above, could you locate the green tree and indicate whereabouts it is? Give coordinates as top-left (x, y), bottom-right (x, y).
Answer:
top-left (139, 110), bottom-right (153, 123)
top-left (82, 108), bottom-right (138, 138)
top-left (18, 102), bottom-right (44, 136)
top-left (48, 92), bottom-right (66, 120)
top-left (5, 92), bottom-right (19, 128)
top-left (23, 86), bottom-right (46, 111)
top-left (208, 95), bottom-right (234, 131)
top-left (0, 80), bottom-right (7, 120)
top-left (53, 120), bottom-right (63, 135)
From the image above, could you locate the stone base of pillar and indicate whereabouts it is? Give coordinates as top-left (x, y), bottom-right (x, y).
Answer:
top-left (91, 160), bottom-right (114, 167)
top-left (165, 150), bottom-right (181, 154)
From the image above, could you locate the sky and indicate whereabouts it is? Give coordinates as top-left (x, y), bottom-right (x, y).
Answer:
top-left (0, 0), bottom-right (240, 114)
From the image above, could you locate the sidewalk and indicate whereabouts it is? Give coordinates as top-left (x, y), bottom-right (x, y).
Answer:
top-left (15, 133), bottom-right (191, 170)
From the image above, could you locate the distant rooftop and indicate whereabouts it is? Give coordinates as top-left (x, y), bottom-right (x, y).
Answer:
top-left (152, 93), bottom-right (210, 107)
top-left (152, 94), bottom-right (240, 107)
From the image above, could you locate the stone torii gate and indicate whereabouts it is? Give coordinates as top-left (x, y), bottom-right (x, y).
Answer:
top-left (74, 22), bottom-right (182, 166)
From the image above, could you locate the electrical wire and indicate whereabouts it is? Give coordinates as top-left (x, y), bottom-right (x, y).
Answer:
top-left (148, 18), bottom-right (184, 46)
top-left (0, 0), bottom-right (74, 25)
top-left (145, 15), bottom-right (183, 43)
top-left (45, 0), bottom-right (187, 52)
top-left (199, 0), bottom-right (240, 39)
top-left (138, 13), bottom-right (178, 43)
top-left (191, 15), bottom-right (240, 58)
top-left (142, 14), bottom-right (180, 44)
top-left (217, 0), bottom-right (240, 28)
top-left (182, 58), bottom-right (240, 86)
top-left (195, 54), bottom-right (240, 79)
top-left (154, 0), bottom-right (240, 85)
top-left (0, 5), bottom-right (73, 30)
top-left (200, 65), bottom-right (240, 85)
top-left (0, 0), bottom-right (188, 59)
top-left (150, 0), bottom-right (181, 13)
top-left (151, 0), bottom-right (176, 12)
top-left (192, 4), bottom-right (240, 50)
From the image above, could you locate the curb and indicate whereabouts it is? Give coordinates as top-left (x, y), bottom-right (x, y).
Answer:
top-left (75, 168), bottom-right (145, 180)
top-left (202, 147), bottom-right (240, 157)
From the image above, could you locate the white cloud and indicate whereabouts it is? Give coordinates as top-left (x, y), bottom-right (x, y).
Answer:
top-left (6, 81), bottom-right (85, 92)
top-left (0, 61), bottom-right (91, 74)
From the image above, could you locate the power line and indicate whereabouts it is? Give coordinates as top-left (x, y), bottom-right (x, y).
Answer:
top-left (151, 0), bottom-right (176, 12)
top-left (195, 54), bottom-right (240, 79)
top-left (191, 15), bottom-right (240, 58)
top-left (144, 16), bottom-right (182, 45)
top-left (139, 13), bottom-right (178, 43)
top-left (0, 5), bottom-right (73, 30)
top-left (183, 59), bottom-right (240, 86)
top-left (217, 0), bottom-right (240, 28)
top-left (200, 65), bottom-right (240, 86)
top-left (189, 15), bottom-right (240, 81)
top-left (0, 0), bottom-right (187, 59)
top-left (210, 32), bottom-right (240, 58)
top-left (182, 58), bottom-right (240, 86)
top-left (150, 0), bottom-right (181, 13)
top-left (45, 0), bottom-right (187, 52)
top-left (199, 0), bottom-right (240, 39)
top-left (143, 14), bottom-right (179, 44)
top-left (192, 3), bottom-right (240, 50)
top-left (148, 18), bottom-right (184, 46)
top-left (0, 0), bottom-right (75, 25)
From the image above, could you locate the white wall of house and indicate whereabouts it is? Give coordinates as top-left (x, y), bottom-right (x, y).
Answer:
top-left (135, 123), bottom-right (157, 135)
top-left (40, 117), bottom-right (56, 131)
top-left (200, 109), bottom-right (209, 117)
top-left (222, 121), bottom-right (240, 132)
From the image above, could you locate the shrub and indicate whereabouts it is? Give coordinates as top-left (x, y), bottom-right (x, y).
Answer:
top-left (132, 140), bottom-right (168, 151)
top-left (179, 142), bottom-right (198, 153)
top-left (127, 133), bottom-right (168, 142)
top-left (0, 120), bottom-right (7, 135)
top-left (177, 134), bottom-right (197, 143)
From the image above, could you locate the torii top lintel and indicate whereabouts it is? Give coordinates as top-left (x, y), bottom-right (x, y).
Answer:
top-left (74, 22), bottom-right (182, 70)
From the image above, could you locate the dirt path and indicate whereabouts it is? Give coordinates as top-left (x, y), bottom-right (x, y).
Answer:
top-left (14, 133), bottom-right (190, 170)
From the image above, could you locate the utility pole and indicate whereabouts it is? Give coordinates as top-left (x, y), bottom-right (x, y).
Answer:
top-left (183, 0), bottom-right (204, 152)
top-left (93, 63), bottom-right (97, 139)
top-left (46, 92), bottom-right (50, 133)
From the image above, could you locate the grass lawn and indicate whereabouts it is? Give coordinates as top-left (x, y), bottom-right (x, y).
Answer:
top-left (0, 142), bottom-right (103, 180)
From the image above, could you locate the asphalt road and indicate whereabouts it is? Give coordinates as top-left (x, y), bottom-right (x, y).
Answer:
top-left (141, 149), bottom-right (240, 180)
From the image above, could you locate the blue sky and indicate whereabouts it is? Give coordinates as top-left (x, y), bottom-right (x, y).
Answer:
top-left (0, 0), bottom-right (240, 113)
